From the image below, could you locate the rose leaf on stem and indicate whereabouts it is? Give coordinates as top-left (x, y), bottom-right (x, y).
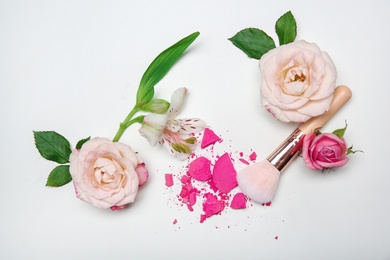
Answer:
top-left (76, 136), bottom-right (91, 150)
top-left (275, 10), bottom-right (297, 46)
top-left (46, 165), bottom-right (72, 187)
top-left (228, 28), bottom-right (276, 59)
top-left (33, 131), bottom-right (71, 164)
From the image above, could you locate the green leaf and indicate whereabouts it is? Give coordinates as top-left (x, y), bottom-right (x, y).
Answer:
top-left (46, 165), bottom-right (72, 187)
top-left (332, 122), bottom-right (348, 139)
top-left (33, 131), bottom-right (71, 164)
top-left (136, 31), bottom-right (200, 107)
top-left (228, 28), bottom-right (276, 59)
top-left (275, 11), bottom-right (297, 45)
top-left (140, 99), bottom-right (170, 114)
top-left (123, 115), bottom-right (145, 128)
top-left (76, 136), bottom-right (91, 150)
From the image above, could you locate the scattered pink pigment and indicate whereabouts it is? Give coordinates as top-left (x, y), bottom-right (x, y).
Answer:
top-left (165, 174), bottom-right (174, 187)
top-left (179, 181), bottom-right (198, 211)
top-left (201, 128), bottom-right (221, 148)
top-left (200, 193), bottom-right (225, 223)
top-left (249, 152), bottom-right (257, 161)
top-left (166, 128), bottom-right (258, 224)
top-left (239, 158), bottom-right (250, 165)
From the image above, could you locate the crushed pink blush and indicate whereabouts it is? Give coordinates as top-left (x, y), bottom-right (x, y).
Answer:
top-left (239, 158), bottom-right (250, 165)
top-left (187, 156), bottom-right (212, 181)
top-left (230, 193), bottom-right (247, 209)
top-left (179, 182), bottom-right (199, 211)
top-left (249, 152), bottom-right (257, 161)
top-left (180, 175), bottom-right (190, 184)
top-left (212, 153), bottom-right (238, 194)
top-left (200, 193), bottom-right (225, 223)
top-left (201, 128), bottom-right (221, 148)
top-left (165, 174), bottom-right (174, 187)
top-left (166, 128), bottom-right (253, 224)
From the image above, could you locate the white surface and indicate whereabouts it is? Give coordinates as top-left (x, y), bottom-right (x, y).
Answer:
top-left (1, 0), bottom-right (389, 259)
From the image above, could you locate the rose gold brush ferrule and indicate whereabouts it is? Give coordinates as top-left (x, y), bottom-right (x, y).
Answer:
top-left (266, 85), bottom-right (352, 172)
top-left (266, 128), bottom-right (306, 172)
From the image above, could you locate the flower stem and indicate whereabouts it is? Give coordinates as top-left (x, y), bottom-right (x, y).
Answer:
top-left (113, 106), bottom-right (139, 142)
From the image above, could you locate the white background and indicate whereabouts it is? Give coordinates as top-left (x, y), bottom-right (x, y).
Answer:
top-left (1, 0), bottom-right (389, 259)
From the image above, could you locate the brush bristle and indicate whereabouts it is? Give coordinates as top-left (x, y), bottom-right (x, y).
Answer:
top-left (237, 160), bottom-right (280, 203)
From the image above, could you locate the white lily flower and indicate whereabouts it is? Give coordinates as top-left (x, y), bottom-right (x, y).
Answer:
top-left (139, 87), bottom-right (206, 158)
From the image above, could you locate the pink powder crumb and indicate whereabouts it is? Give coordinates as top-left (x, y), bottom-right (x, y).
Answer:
top-left (187, 156), bottom-right (212, 181)
top-left (180, 175), bottom-right (190, 184)
top-left (173, 219), bottom-right (178, 225)
top-left (165, 174), bottom-right (174, 187)
top-left (179, 181), bottom-right (199, 212)
top-left (212, 153), bottom-right (238, 193)
top-left (201, 128), bottom-right (221, 148)
top-left (249, 152), bottom-right (257, 161)
top-left (230, 193), bottom-right (247, 209)
top-left (200, 193), bottom-right (225, 223)
top-left (275, 236), bottom-right (278, 240)
top-left (262, 202), bottom-right (272, 207)
top-left (239, 158), bottom-right (250, 165)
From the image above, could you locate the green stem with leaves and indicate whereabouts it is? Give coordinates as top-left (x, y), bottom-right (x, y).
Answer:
top-left (112, 31), bottom-right (200, 142)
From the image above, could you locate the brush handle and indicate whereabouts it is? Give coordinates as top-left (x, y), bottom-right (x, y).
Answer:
top-left (267, 85), bottom-right (352, 172)
top-left (299, 85), bottom-right (352, 134)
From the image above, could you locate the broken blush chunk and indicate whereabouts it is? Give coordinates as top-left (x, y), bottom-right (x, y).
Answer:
top-left (200, 193), bottom-right (225, 223)
top-left (212, 153), bottom-right (238, 193)
top-left (165, 174), bottom-right (174, 187)
top-left (187, 156), bottom-right (212, 181)
top-left (201, 128), bottom-right (221, 148)
top-left (230, 192), bottom-right (247, 209)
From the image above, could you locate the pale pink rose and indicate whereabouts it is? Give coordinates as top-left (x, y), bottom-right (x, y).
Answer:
top-left (69, 137), bottom-right (148, 210)
top-left (302, 133), bottom-right (349, 170)
top-left (260, 40), bottom-right (337, 123)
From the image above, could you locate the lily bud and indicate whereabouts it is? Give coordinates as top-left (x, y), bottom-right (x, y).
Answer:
top-left (140, 99), bottom-right (170, 114)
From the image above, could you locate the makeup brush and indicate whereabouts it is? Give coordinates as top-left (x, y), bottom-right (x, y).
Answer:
top-left (237, 85), bottom-right (352, 203)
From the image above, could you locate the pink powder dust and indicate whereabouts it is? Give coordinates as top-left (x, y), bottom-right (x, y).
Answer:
top-left (201, 128), bottom-right (221, 148)
top-left (249, 152), bottom-right (257, 161)
top-left (239, 158), bottom-right (250, 165)
top-left (165, 128), bottom-right (258, 224)
top-left (200, 193), bottom-right (225, 223)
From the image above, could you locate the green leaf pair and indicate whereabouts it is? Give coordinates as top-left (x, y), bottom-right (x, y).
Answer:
top-left (33, 131), bottom-right (90, 187)
top-left (228, 11), bottom-right (297, 60)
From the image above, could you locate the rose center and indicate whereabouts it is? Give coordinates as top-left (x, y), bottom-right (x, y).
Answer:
top-left (320, 147), bottom-right (336, 159)
top-left (281, 62), bottom-right (309, 96)
top-left (93, 157), bottom-right (125, 188)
